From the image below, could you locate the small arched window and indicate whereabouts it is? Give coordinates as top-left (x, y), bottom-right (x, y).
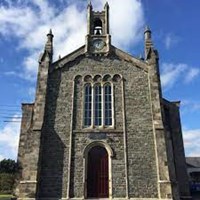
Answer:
top-left (104, 83), bottom-right (112, 126)
top-left (94, 84), bottom-right (102, 126)
top-left (84, 83), bottom-right (92, 127)
top-left (94, 18), bottom-right (102, 35)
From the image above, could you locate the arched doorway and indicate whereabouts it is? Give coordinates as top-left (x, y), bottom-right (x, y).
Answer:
top-left (87, 146), bottom-right (109, 198)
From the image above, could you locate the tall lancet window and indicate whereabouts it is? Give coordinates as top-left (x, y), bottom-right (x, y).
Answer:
top-left (94, 84), bottom-right (102, 126)
top-left (104, 83), bottom-right (112, 126)
top-left (84, 84), bottom-right (92, 127)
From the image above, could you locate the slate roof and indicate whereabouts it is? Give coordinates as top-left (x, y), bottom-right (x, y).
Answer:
top-left (186, 157), bottom-right (200, 168)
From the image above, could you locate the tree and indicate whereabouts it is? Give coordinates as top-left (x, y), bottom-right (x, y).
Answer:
top-left (0, 173), bottom-right (15, 194)
top-left (0, 159), bottom-right (18, 194)
top-left (0, 159), bottom-right (18, 174)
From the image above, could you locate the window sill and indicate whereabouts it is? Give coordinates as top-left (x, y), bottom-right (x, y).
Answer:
top-left (73, 129), bottom-right (123, 133)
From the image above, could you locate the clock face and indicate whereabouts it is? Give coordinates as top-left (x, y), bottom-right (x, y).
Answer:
top-left (93, 39), bottom-right (105, 50)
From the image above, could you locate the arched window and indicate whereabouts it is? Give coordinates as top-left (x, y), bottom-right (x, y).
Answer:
top-left (87, 146), bottom-right (109, 198)
top-left (94, 84), bottom-right (102, 126)
top-left (83, 74), bottom-right (118, 128)
top-left (84, 84), bottom-right (92, 127)
top-left (104, 83), bottom-right (112, 126)
top-left (94, 18), bottom-right (103, 35)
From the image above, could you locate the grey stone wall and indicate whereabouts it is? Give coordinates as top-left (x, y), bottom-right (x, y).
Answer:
top-left (123, 68), bottom-right (158, 198)
top-left (147, 49), bottom-right (173, 199)
top-left (163, 100), bottom-right (191, 199)
top-left (16, 103), bottom-right (43, 199)
top-left (37, 69), bottom-right (72, 198)
top-left (36, 54), bottom-right (159, 199)
top-left (70, 132), bottom-right (126, 198)
top-left (17, 49), bottom-right (191, 200)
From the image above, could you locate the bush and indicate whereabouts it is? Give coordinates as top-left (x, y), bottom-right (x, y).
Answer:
top-left (0, 173), bottom-right (16, 194)
top-left (0, 159), bottom-right (18, 194)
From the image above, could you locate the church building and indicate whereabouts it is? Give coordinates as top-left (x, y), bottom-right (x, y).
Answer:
top-left (16, 2), bottom-right (191, 200)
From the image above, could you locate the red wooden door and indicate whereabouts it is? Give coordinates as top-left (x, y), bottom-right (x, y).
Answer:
top-left (87, 146), bottom-right (109, 198)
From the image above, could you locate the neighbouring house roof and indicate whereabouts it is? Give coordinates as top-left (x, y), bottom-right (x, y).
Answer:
top-left (186, 157), bottom-right (200, 168)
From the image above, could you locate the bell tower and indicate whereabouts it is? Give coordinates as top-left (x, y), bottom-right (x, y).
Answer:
top-left (85, 2), bottom-right (111, 54)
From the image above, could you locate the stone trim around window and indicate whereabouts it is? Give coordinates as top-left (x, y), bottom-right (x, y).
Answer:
top-left (74, 74), bottom-right (122, 130)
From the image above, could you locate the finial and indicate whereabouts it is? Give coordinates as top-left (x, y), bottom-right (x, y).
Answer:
top-left (104, 1), bottom-right (109, 8)
top-left (47, 29), bottom-right (54, 42)
top-left (144, 25), bottom-right (151, 40)
top-left (47, 29), bottom-right (53, 36)
top-left (58, 55), bottom-right (61, 59)
top-left (144, 25), bottom-right (151, 33)
top-left (87, 0), bottom-right (92, 9)
top-left (47, 29), bottom-right (53, 37)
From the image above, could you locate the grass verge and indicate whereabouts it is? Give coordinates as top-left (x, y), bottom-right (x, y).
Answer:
top-left (0, 194), bottom-right (12, 200)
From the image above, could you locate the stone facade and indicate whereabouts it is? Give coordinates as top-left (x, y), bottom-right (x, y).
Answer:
top-left (15, 2), bottom-right (191, 200)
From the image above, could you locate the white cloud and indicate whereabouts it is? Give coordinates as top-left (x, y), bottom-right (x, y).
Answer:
top-left (0, 6), bottom-right (37, 36)
top-left (0, 115), bottom-right (21, 160)
top-left (164, 33), bottom-right (180, 50)
top-left (28, 87), bottom-right (36, 99)
top-left (160, 63), bottom-right (187, 89)
top-left (3, 71), bottom-right (17, 76)
top-left (183, 128), bottom-right (200, 157)
top-left (107, 0), bottom-right (144, 49)
top-left (185, 68), bottom-right (200, 83)
top-left (0, 155), bottom-right (4, 161)
top-left (181, 100), bottom-right (200, 114)
top-left (0, 0), bottom-right (144, 81)
top-left (160, 63), bottom-right (200, 90)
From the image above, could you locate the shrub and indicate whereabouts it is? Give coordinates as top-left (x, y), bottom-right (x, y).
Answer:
top-left (0, 173), bottom-right (16, 194)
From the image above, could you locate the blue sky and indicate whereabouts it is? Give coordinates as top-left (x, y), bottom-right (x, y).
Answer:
top-left (0, 0), bottom-right (199, 160)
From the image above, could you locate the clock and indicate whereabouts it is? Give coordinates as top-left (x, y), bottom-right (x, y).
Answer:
top-left (93, 39), bottom-right (105, 50)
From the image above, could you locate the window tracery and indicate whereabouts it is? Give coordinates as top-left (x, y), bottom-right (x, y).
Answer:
top-left (81, 74), bottom-right (121, 128)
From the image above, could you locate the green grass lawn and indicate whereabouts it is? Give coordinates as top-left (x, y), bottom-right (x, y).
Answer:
top-left (0, 194), bottom-right (13, 200)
